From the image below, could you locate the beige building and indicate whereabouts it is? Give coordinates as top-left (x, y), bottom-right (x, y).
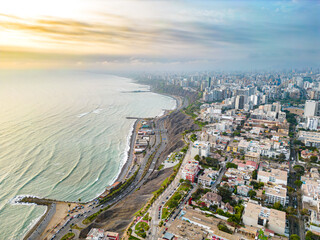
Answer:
top-left (165, 218), bottom-right (208, 240)
top-left (242, 202), bottom-right (287, 236)
top-left (258, 169), bottom-right (287, 186)
top-left (298, 130), bottom-right (320, 147)
top-left (200, 192), bottom-right (222, 207)
top-left (264, 185), bottom-right (287, 206)
top-left (245, 152), bottom-right (260, 162)
top-left (198, 174), bottom-right (213, 188)
top-left (301, 179), bottom-right (320, 207)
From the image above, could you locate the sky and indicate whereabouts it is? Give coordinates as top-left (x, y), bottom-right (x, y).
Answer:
top-left (0, 0), bottom-right (319, 71)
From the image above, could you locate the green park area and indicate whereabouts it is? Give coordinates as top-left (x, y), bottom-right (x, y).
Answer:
top-left (135, 221), bottom-right (150, 238)
top-left (162, 181), bottom-right (192, 219)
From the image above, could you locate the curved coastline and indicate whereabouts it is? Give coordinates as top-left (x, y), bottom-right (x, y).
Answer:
top-left (18, 82), bottom-right (179, 240)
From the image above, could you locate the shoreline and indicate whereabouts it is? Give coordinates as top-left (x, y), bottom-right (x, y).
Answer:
top-left (19, 79), bottom-right (179, 240)
top-left (114, 87), bottom-right (180, 184)
top-left (114, 118), bottom-right (140, 183)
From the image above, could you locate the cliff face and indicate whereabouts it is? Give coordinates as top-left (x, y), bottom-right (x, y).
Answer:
top-left (79, 110), bottom-right (198, 238)
top-left (158, 110), bottom-right (199, 163)
top-left (79, 168), bottom-right (172, 238)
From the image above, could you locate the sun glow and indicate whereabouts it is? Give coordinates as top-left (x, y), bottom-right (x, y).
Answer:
top-left (1, 0), bottom-right (90, 19)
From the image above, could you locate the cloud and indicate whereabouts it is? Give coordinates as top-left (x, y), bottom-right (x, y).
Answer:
top-left (0, 0), bottom-right (319, 70)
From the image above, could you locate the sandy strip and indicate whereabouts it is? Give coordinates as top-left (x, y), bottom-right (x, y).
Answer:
top-left (39, 202), bottom-right (79, 240)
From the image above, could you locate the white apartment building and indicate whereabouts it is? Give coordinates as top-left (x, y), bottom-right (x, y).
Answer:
top-left (264, 185), bottom-right (287, 206)
top-left (298, 131), bottom-right (320, 147)
top-left (198, 174), bottom-right (213, 188)
top-left (301, 179), bottom-right (320, 207)
top-left (191, 141), bottom-right (210, 159)
top-left (306, 116), bottom-right (320, 131)
top-left (258, 169), bottom-right (287, 186)
top-left (304, 100), bottom-right (320, 117)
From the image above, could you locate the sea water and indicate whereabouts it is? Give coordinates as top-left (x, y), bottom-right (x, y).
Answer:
top-left (0, 70), bottom-right (176, 239)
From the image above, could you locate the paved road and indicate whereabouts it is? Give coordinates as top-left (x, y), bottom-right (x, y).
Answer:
top-left (211, 158), bottom-right (231, 191)
top-left (288, 136), bottom-right (305, 240)
top-left (52, 115), bottom-right (170, 240)
top-left (26, 204), bottom-right (56, 240)
top-left (147, 143), bottom-right (193, 240)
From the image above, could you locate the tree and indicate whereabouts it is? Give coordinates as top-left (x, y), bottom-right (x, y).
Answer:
top-left (290, 234), bottom-right (300, 240)
top-left (190, 134), bottom-right (197, 142)
top-left (294, 180), bottom-right (303, 188)
top-left (273, 201), bottom-right (282, 210)
top-left (293, 165), bottom-right (305, 176)
top-left (184, 179), bottom-right (191, 185)
top-left (226, 162), bottom-right (238, 169)
top-left (310, 156), bottom-right (318, 163)
top-left (250, 181), bottom-right (264, 190)
top-left (233, 130), bottom-right (241, 137)
top-left (301, 208), bottom-right (310, 216)
top-left (194, 155), bottom-right (200, 161)
top-left (234, 186), bottom-right (237, 194)
top-left (168, 200), bottom-right (178, 208)
top-left (286, 206), bottom-right (297, 215)
top-left (279, 153), bottom-right (286, 160)
top-left (218, 222), bottom-right (233, 234)
top-left (173, 193), bottom-right (182, 201)
top-left (205, 157), bottom-right (219, 168)
top-left (210, 204), bottom-right (218, 211)
top-left (287, 186), bottom-right (295, 193)
top-left (252, 170), bottom-right (257, 180)
top-left (217, 185), bottom-right (232, 203)
top-left (293, 139), bottom-right (303, 146)
top-left (306, 231), bottom-right (320, 240)
top-left (248, 190), bottom-right (256, 199)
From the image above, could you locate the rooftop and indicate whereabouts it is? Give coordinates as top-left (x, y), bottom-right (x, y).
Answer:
top-left (258, 168), bottom-right (288, 182)
top-left (243, 202), bottom-right (286, 230)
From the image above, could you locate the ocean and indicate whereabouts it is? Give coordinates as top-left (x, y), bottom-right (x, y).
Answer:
top-left (0, 70), bottom-right (176, 239)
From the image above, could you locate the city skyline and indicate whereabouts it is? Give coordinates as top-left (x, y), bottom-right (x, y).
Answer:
top-left (0, 0), bottom-right (319, 71)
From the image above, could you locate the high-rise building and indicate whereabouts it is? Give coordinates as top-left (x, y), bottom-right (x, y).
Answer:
top-left (207, 77), bottom-right (212, 89)
top-left (235, 95), bottom-right (245, 110)
top-left (304, 100), bottom-right (320, 117)
top-left (296, 76), bottom-right (304, 88)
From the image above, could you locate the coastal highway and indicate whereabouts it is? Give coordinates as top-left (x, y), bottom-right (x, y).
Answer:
top-left (52, 114), bottom-right (170, 240)
top-left (148, 143), bottom-right (192, 240)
